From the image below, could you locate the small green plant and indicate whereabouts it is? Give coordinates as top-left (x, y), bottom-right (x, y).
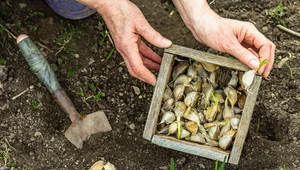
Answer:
top-left (256, 118), bottom-right (260, 134)
top-left (99, 31), bottom-right (108, 46)
top-left (105, 48), bottom-right (115, 61)
top-left (94, 91), bottom-right (105, 101)
top-left (9, 161), bottom-right (16, 167)
top-left (0, 58), bottom-right (6, 65)
top-left (84, 81), bottom-right (97, 92)
top-left (31, 100), bottom-right (39, 110)
top-left (170, 158), bottom-right (175, 170)
top-left (28, 11), bottom-right (45, 18)
top-left (79, 91), bottom-right (85, 97)
top-left (282, 165), bottom-right (287, 170)
top-left (67, 71), bottom-right (75, 78)
top-left (268, 1), bottom-right (287, 26)
top-left (0, 24), bottom-right (5, 33)
top-left (215, 156), bottom-right (227, 170)
top-left (259, 59), bottom-right (270, 67)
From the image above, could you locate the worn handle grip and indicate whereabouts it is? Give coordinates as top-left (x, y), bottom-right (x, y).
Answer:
top-left (17, 35), bottom-right (61, 93)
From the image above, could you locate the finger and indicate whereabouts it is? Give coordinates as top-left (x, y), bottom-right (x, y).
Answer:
top-left (136, 20), bottom-right (172, 48)
top-left (140, 54), bottom-right (160, 72)
top-left (226, 41), bottom-right (260, 70)
top-left (138, 40), bottom-right (162, 64)
top-left (123, 44), bottom-right (157, 85)
top-left (262, 42), bottom-right (275, 78)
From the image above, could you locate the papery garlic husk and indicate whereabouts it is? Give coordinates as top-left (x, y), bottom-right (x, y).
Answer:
top-left (189, 133), bottom-right (206, 144)
top-left (174, 101), bottom-right (187, 117)
top-left (219, 135), bottom-right (233, 150)
top-left (238, 94), bottom-right (247, 109)
top-left (233, 107), bottom-right (242, 114)
top-left (179, 128), bottom-right (191, 139)
top-left (185, 121), bottom-right (198, 135)
top-left (216, 110), bottom-right (223, 121)
top-left (168, 121), bottom-right (178, 135)
top-left (158, 125), bottom-right (169, 134)
top-left (223, 98), bottom-right (234, 120)
top-left (208, 124), bottom-right (220, 140)
top-left (159, 111), bottom-right (176, 124)
top-left (242, 70), bottom-right (256, 91)
top-left (210, 93), bottom-right (225, 104)
top-left (227, 71), bottom-right (239, 88)
top-left (202, 62), bottom-right (219, 73)
top-left (184, 110), bottom-right (201, 127)
top-left (238, 71), bottom-right (244, 87)
top-left (198, 112), bottom-right (206, 124)
top-left (174, 84), bottom-right (185, 101)
top-left (193, 61), bottom-right (208, 79)
top-left (220, 120), bottom-right (231, 137)
top-left (184, 91), bottom-right (201, 107)
top-left (89, 160), bottom-right (117, 170)
top-left (163, 86), bottom-right (173, 102)
top-left (224, 86), bottom-right (238, 108)
top-left (187, 65), bottom-right (198, 80)
top-left (204, 120), bottom-right (226, 129)
top-left (230, 114), bottom-right (241, 129)
top-left (208, 71), bottom-right (219, 89)
top-left (205, 136), bottom-right (219, 147)
top-left (174, 74), bottom-right (192, 87)
top-left (199, 124), bottom-right (208, 136)
top-left (186, 81), bottom-right (202, 93)
top-left (184, 91), bottom-right (200, 116)
top-left (172, 61), bottom-right (189, 80)
top-left (205, 102), bottom-right (218, 122)
top-left (162, 98), bottom-right (174, 112)
top-left (202, 80), bottom-right (214, 107)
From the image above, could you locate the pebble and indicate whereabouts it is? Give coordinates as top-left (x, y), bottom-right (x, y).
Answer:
top-left (88, 58), bottom-right (95, 65)
top-left (132, 86), bottom-right (140, 95)
top-left (129, 123), bottom-right (135, 130)
top-left (176, 157), bottom-right (187, 166)
top-left (262, 26), bottom-right (269, 32)
top-left (34, 131), bottom-right (42, 137)
top-left (74, 54), bottom-right (80, 59)
top-left (118, 67), bottom-right (123, 73)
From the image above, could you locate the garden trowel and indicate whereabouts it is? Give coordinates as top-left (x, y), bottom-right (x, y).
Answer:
top-left (17, 34), bottom-right (112, 148)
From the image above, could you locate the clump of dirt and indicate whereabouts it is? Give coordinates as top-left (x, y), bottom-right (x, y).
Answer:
top-left (0, 0), bottom-right (299, 169)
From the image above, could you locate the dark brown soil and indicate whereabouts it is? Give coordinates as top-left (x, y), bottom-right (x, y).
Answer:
top-left (0, 0), bottom-right (299, 170)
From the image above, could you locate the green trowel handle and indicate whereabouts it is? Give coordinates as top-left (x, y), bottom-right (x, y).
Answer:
top-left (17, 37), bottom-right (61, 93)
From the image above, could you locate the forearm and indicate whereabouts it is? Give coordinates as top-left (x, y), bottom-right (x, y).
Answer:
top-left (172, 0), bottom-right (215, 27)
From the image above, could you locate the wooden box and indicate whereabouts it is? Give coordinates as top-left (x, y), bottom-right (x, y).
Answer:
top-left (143, 45), bottom-right (262, 165)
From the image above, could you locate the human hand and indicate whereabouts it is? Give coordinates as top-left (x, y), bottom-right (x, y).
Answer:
top-left (172, 0), bottom-right (275, 78)
top-left (82, 0), bottom-right (172, 85)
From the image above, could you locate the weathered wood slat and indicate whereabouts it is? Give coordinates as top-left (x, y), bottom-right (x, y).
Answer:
top-left (229, 76), bottom-right (262, 164)
top-left (165, 45), bottom-right (250, 71)
top-left (143, 53), bottom-right (175, 140)
top-left (152, 135), bottom-right (230, 162)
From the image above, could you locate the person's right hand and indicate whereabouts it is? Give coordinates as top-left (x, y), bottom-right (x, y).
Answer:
top-left (83, 0), bottom-right (172, 85)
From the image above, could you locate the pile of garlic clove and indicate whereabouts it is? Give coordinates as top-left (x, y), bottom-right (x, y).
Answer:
top-left (157, 59), bottom-right (252, 150)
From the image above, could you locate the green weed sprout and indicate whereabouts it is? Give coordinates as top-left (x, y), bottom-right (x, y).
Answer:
top-left (259, 59), bottom-right (270, 68)
top-left (215, 156), bottom-right (227, 170)
top-left (170, 158), bottom-right (175, 170)
top-left (269, 1), bottom-right (287, 26)
top-left (105, 48), bottom-right (115, 61)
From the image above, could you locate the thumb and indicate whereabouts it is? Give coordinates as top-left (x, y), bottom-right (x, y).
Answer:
top-left (227, 43), bottom-right (260, 70)
top-left (136, 21), bottom-right (172, 48)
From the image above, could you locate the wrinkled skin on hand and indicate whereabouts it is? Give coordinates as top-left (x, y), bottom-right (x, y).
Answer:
top-left (173, 0), bottom-right (275, 78)
top-left (94, 0), bottom-right (172, 85)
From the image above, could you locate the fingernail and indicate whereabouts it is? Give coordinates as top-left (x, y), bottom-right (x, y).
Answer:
top-left (162, 38), bottom-right (172, 46)
top-left (249, 59), bottom-right (259, 70)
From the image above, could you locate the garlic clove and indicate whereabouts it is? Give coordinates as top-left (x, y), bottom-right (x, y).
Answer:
top-left (205, 102), bottom-right (218, 122)
top-left (202, 62), bottom-right (219, 73)
top-left (193, 61), bottom-right (209, 79)
top-left (227, 70), bottom-right (239, 88)
top-left (208, 124), bottom-right (220, 140)
top-left (224, 86), bottom-right (238, 108)
top-left (174, 101), bottom-right (187, 117)
top-left (230, 114), bottom-right (241, 130)
top-left (168, 121), bottom-right (178, 135)
top-left (180, 128), bottom-right (191, 139)
top-left (162, 98), bottom-right (174, 112)
top-left (163, 86), bottom-right (173, 102)
top-left (238, 94), bottom-right (247, 109)
top-left (189, 133), bottom-right (206, 144)
top-left (174, 84), bottom-right (185, 101)
top-left (242, 70), bottom-right (256, 91)
top-left (184, 111), bottom-right (201, 127)
top-left (219, 135), bottom-right (233, 150)
top-left (220, 121), bottom-right (231, 137)
top-left (172, 61), bottom-right (189, 80)
top-left (184, 91), bottom-right (200, 107)
top-left (159, 111), bottom-right (176, 124)
top-left (174, 74), bottom-right (192, 87)
top-left (223, 98), bottom-right (234, 120)
top-left (185, 121), bottom-right (198, 135)
top-left (202, 80), bottom-right (214, 108)
top-left (187, 65), bottom-right (198, 80)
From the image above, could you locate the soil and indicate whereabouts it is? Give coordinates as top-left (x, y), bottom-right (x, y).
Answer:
top-left (0, 0), bottom-right (300, 170)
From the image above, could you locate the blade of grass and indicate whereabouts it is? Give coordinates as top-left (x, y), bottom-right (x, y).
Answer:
top-left (259, 59), bottom-right (270, 67)
top-left (170, 158), bottom-right (175, 170)
top-left (105, 48), bottom-right (115, 61)
top-left (214, 159), bottom-right (219, 170)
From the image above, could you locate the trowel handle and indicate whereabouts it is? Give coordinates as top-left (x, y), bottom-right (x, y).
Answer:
top-left (17, 34), bottom-right (80, 122)
top-left (17, 35), bottom-right (61, 93)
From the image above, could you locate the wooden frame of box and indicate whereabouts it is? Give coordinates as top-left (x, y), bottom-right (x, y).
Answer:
top-left (143, 45), bottom-right (262, 165)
